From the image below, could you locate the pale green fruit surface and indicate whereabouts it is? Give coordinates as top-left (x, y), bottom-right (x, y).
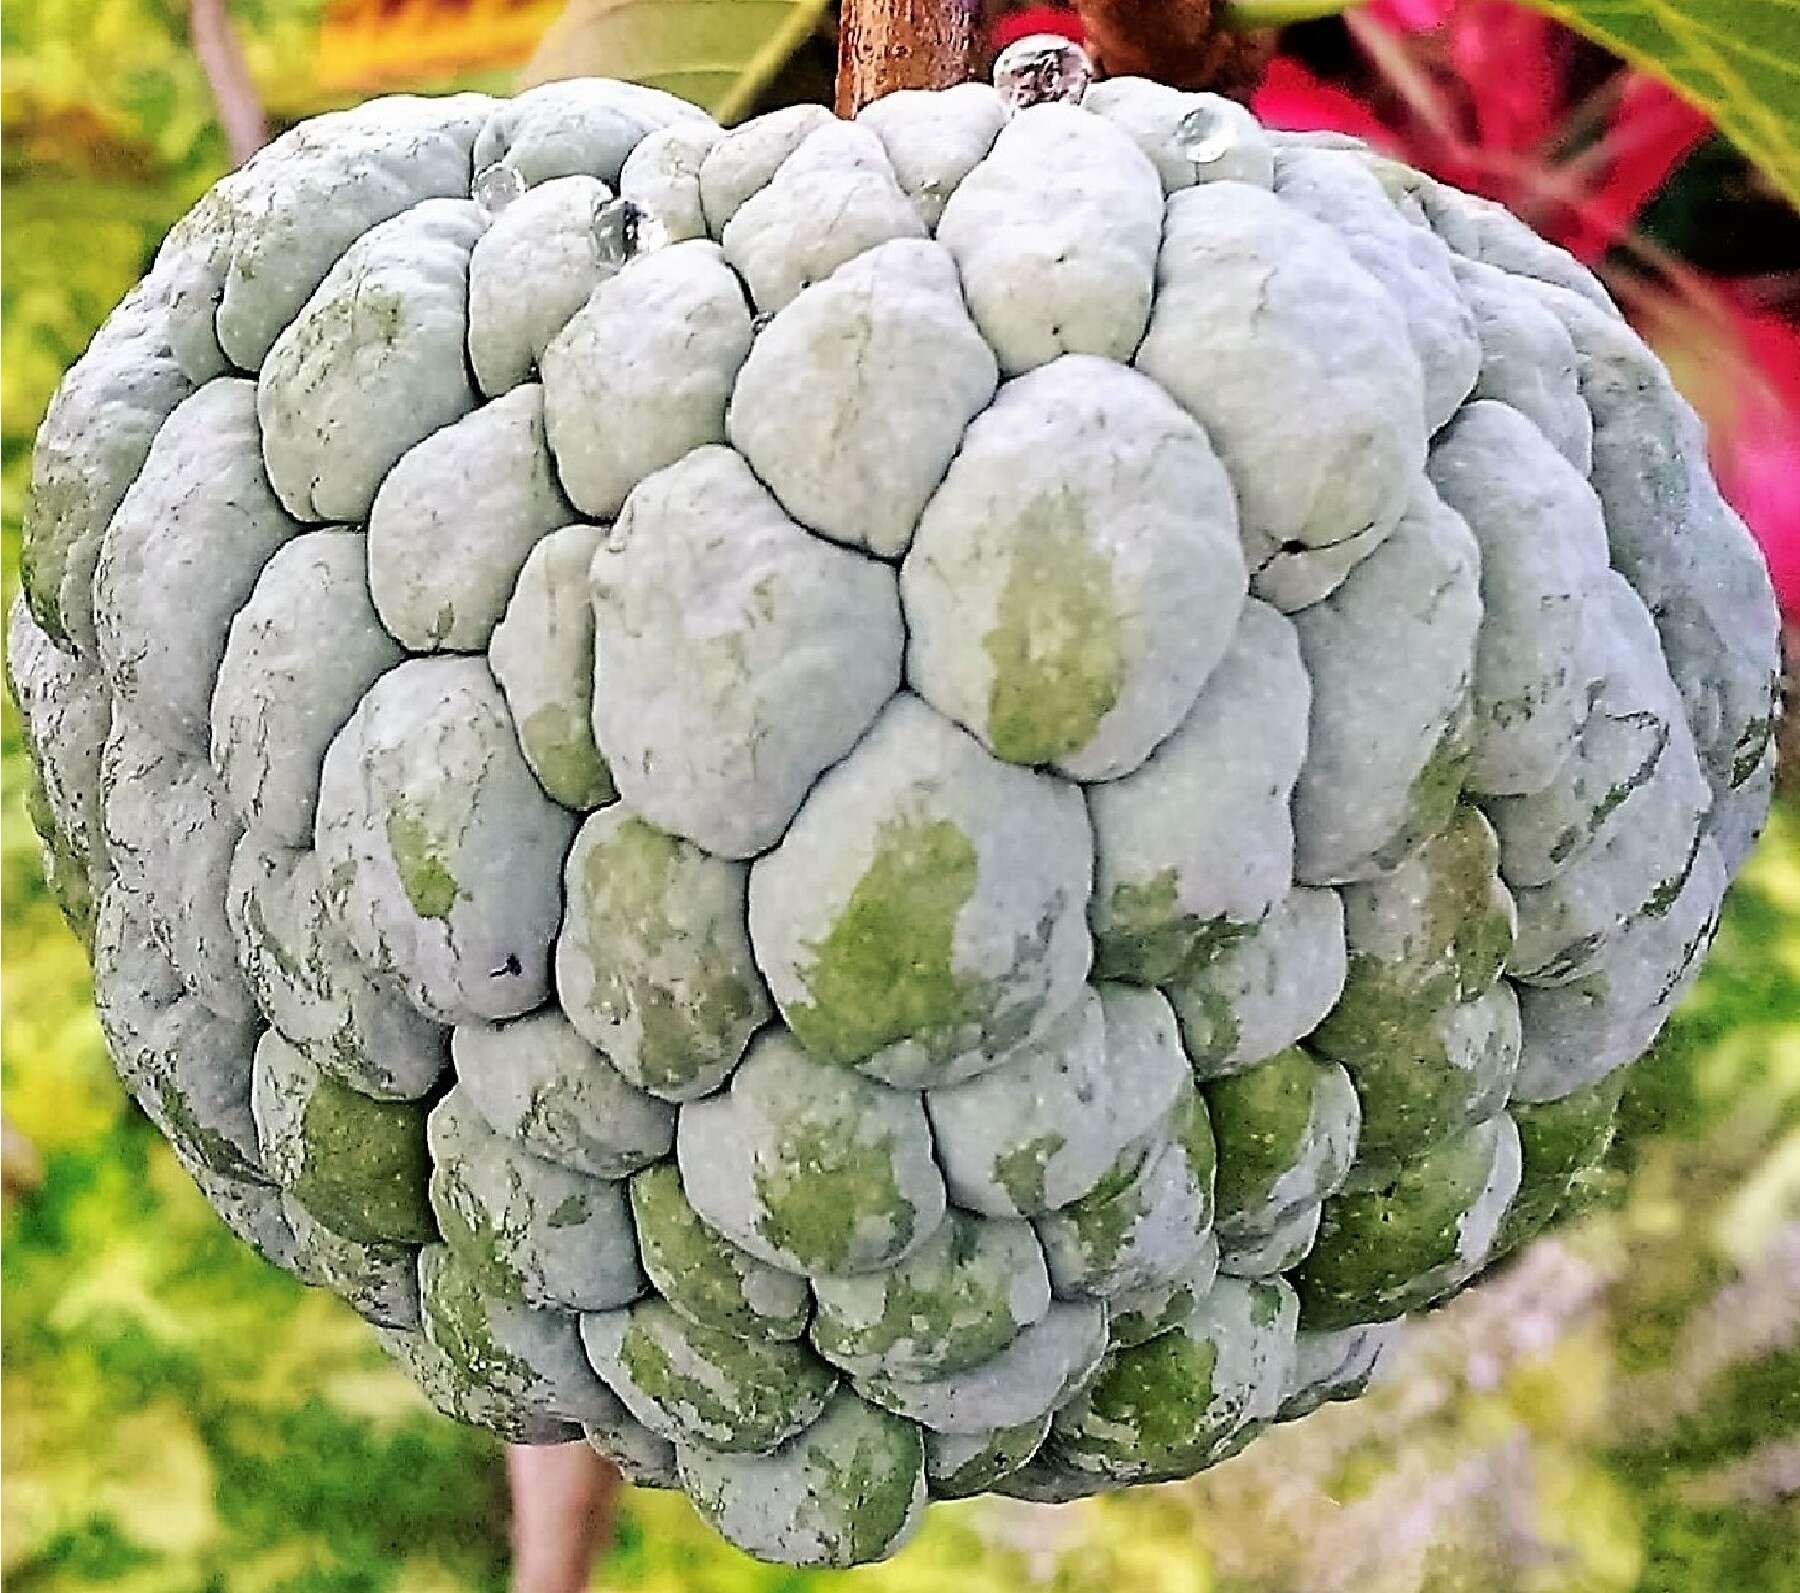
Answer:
top-left (11, 73), bottom-right (1779, 1570)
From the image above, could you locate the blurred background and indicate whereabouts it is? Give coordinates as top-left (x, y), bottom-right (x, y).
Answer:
top-left (2, 2), bottom-right (1796, 1589)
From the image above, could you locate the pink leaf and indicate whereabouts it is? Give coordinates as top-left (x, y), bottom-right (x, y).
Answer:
top-left (1641, 278), bottom-right (1800, 623)
top-left (1252, 56), bottom-right (1397, 144)
top-left (1368, 0), bottom-right (1457, 31)
top-left (992, 5), bottom-right (1087, 49)
top-left (1448, 2), bottom-right (1564, 157)
top-left (1559, 75), bottom-right (1711, 264)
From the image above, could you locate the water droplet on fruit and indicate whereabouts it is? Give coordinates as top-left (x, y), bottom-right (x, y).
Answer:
top-left (605, 521), bottom-right (631, 554)
top-left (992, 34), bottom-right (1093, 114)
top-left (1174, 104), bottom-right (1236, 167)
top-left (592, 198), bottom-right (670, 269)
top-left (473, 161), bottom-right (526, 213)
top-left (751, 311), bottom-right (775, 335)
top-left (636, 211), bottom-right (671, 254)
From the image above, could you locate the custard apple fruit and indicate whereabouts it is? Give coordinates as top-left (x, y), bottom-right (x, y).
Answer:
top-left (9, 72), bottom-right (1781, 1569)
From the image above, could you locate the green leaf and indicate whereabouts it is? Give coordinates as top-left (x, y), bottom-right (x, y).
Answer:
top-left (1503, 1), bottom-right (1800, 209)
top-left (521, 0), bottom-right (835, 123)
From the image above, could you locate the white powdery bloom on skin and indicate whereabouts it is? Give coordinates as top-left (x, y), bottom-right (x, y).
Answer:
top-left (10, 80), bottom-right (1781, 1572)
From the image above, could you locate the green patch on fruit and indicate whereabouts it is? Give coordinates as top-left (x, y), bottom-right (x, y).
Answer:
top-left (546, 1192), bottom-right (590, 1228)
top-left (1585, 712), bottom-right (1669, 845)
top-left (431, 1176), bottom-right (526, 1303)
top-left (813, 1212), bottom-right (1025, 1375)
top-left (788, 814), bottom-right (983, 1068)
top-left (1247, 1279), bottom-right (1282, 1329)
top-left (1316, 978), bottom-right (1502, 1162)
top-left (1095, 870), bottom-right (1256, 985)
top-left (754, 1120), bottom-right (917, 1274)
top-left (384, 804), bottom-right (458, 920)
top-left (1293, 1116), bottom-right (1501, 1330)
top-left (1492, 1077), bottom-right (1622, 1258)
top-left (630, 1164), bottom-right (807, 1339)
top-left (994, 1131), bottom-right (1067, 1214)
top-left (156, 1080), bottom-right (257, 1180)
top-left (1059, 1164), bottom-right (1147, 1274)
top-left (635, 978), bottom-right (760, 1095)
top-left (520, 703), bottom-right (614, 811)
top-left (293, 1075), bottom-right (434, 1245)
top-left (1075, 1327), bottom-right (1221, 1468)
top-left (1731, 709), bottom-right (1776, 787)
top-left (1311, 960), bottom-right (1449, 1127)
top-left (422, 1249), bottom-right (531, 1393)
top-left (1207, 1048), bottom-right (1318, 1226)
top-left (1173, 1086), bottom-right (1218, 1189)
top-left (812, 1403), bottom-right (923, 1566)
top-left (616, 1319), bottom-right (683, 1412)
top-left (1369, 706), bottom-right (1473, 875)
top-left (983, 499), bottom-right (1125, 767)
top-left (582, 813), bottom-right (680, 958)
top-left (1414, 807), bottom-right (1516, 996)
top-left (618, 1305), bottom-right (834, 1451)
top-left (579, 815), bottom-right (762, 1091)
top-left (1166, 971), bottom-right (1243, 1076)
top-left (1642, 828), bottom-right (1706, 921)
top-left (929, 1416), bottom-right (1049, 1498)
top-left (1313, 808), bottom-right (1515, 1156)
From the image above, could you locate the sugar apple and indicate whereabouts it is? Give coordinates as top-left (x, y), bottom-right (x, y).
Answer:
top-left (8, 67), bottom-right (1781, 1568)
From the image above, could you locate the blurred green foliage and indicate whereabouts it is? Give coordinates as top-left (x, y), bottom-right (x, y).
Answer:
top-left (3, 3), bottom-right (1796, 1587)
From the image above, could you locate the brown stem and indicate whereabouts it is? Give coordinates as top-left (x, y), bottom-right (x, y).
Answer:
top-left (188, 0), bottom-right (268, 166)
top-left (837, 0), bottom-right (981, 116)
top-left (1074, 0), bottom-right (1277, 97)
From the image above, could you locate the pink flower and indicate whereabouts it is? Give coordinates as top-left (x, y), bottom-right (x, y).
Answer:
top-left (1448, 3), bottom-right (1562, 158)
top-left (1559, 76), bottom-right (1711, 265)
top-left (991, 5), bottom-right (1086, 50)
top-left (1368, 0), bottom-right (1457, 30)
top-left (1252, 56), bottom-right (1396, 144)
top-left (1728, 427), bottom-right (1800, 624)
top-left (1710, 301), bottom-right (1800, 623)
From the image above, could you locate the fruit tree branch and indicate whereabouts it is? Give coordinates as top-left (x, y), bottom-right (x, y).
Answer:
top-left (837, 0), bottom-right (981, 116)
top-left (1073, 0), bottom-right (1278, 95)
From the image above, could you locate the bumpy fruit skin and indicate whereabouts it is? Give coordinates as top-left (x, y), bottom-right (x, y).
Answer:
top-left (10, 76), bottom-right (1780, 1568)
